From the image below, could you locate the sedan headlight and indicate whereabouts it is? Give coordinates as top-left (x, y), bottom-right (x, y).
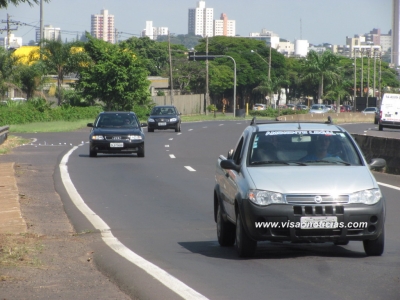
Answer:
top-left (169, 118), bottom-right (177, 122)
top-left (148, 118), bottom-right (155, 122)
top-left (91, 135), bottom-right (104, 140)
top-left (128, 135), bottom-right (143, 140)
top-left (348, 188), bottom-right (382, 205)
top-left (248, 190), bottom-right (285, 206)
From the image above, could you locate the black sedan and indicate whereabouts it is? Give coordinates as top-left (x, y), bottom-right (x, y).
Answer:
top-left (87, 111), bottom-right (147, 157)
top-left (147, 105), bottom-right (181, 132)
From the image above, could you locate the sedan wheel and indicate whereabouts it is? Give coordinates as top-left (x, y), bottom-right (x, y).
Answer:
top-left (89, 150), bottom-right (97, 157)
top-left (175, 123), bottom-right (181, 132)
top-left (148, 128), bottom-right (154, 132)
top-left (217, 203), bottom-right (235, 247)
top-left (137, 146), bottom-right (145, 157)
top-left (235, 212), bottom-right (257, 257)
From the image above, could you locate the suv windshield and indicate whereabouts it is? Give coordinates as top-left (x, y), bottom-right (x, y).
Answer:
top-left (249, 130), bottom-right (362, 165)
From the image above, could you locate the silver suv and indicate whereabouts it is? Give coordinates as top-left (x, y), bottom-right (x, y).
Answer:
top-left (214, 117), bottom-right (386, 257)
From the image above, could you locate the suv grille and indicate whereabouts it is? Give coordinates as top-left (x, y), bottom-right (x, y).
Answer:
top-left (286, 195), bottom-right (348, 204)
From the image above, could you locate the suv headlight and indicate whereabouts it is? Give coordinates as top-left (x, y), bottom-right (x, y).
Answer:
top-left (248, 190), bottom-right (285, 206)
top-left (170, 118), bottom-right (177, 122)
top-left (148, 118), bottom-right (155, 122)
top-left (91, 135), bottom-right (104, 140)
top-left (348, 188), bottom-right (382, 205)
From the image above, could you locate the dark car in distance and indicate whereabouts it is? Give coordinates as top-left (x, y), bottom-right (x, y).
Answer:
top-left (147, 105), bottom-right (181, 132)
top-left (87, 111), bottom-right (147, 157)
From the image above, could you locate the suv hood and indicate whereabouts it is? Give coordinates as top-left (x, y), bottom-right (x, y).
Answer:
top-left (247, 166), bottom-right (377, 194)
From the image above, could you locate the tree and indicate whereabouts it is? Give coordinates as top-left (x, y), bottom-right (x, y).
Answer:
top-left (0, 47), bottom-right (17, 99)
top-left (324, 80), bottom-right (350, 113)
top-left (38, 39), bottom-right (85, 105)
top-left (119, 37), bottom-right (169, 76)
top-left (15, 62), bottom-right (47, 99)
top-left (0, 0), bottom-right (50, 8)
top-left (301, 50), bottom-right (341, 103)
top-left (76, 34), bottom-right (151, 111)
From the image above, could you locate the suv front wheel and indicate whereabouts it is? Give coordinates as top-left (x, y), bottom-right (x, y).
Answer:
top-left (235, 211), bottom-right (257, 257)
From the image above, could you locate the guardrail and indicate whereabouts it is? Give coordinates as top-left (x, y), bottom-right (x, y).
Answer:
top-left (0, 126), bottom-right (9, 146)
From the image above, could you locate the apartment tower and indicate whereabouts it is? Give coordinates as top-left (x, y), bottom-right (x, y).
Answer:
top-left (214, 13), bottom-right (236, 37)
top-left (91, 9), bottom-right (115, 44)
top-left (188, 1), bottom-right (214, 37)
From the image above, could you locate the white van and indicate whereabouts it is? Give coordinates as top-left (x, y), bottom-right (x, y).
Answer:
top-left (378, 93), bottom-right (400, 131)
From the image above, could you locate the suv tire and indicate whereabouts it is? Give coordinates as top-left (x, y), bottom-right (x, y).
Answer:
top-left (363, 227), bottom-right (384, 256)
top-left (217, 203), bottom-right (235, 247)
top-left (235, 211), bottom-right (257, 257)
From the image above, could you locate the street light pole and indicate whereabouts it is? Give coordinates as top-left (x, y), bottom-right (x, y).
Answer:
top-left (251, 49), bottom-right (272, 106)
top-left (360, 49), bottom-right (364, 97)
top-left (168, 31), bottom-right (174, 105)
top-left (367, 48), bottom-right (371, 107)
top-left (353, 48), bottom-right (357, 111)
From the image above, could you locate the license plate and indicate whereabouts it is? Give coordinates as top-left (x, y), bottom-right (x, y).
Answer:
top-left (300, 216), bottom-right (338, 229)
top-left (110, 142), bottom-right (123, 148)
top-left (158, 122), bottom-right (166, 126)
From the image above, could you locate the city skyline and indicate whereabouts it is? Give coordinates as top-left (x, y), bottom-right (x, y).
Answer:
top-left (2, 0), bottom-right (392, 46)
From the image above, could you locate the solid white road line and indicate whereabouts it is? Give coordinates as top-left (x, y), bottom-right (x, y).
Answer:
top-left (185, 166), bottom-right (196, 172)
top-left (60, 147), bottom-right (208, 300)
top-left (378, 182), bottom-right (400, 191)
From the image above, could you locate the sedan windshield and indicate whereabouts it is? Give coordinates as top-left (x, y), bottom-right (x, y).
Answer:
top-left (249, 130), bottom-right (362, 166)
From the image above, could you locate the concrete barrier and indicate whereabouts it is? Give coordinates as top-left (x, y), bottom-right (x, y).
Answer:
top-left (0, 126), bottom-right (9, 145)
top-left (352, 134), bottom-right (400, 175)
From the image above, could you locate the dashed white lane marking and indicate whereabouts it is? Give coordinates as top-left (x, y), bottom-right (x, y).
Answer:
top-left (219, 124), bottom-right (224, 126)
top-left (165, 145), bottom-right (169, 147)
top-left (185, 166), bottom-right (196, 172)
top-left (169, 138), bottom-right (173, 140)
top-left (378, 182), bottom-right (400, 191)
top-left (60, 147), bottom-right (208, 300)
top-left (203, 126), bottom-right (207, 128)
top-left (177, 133), bottom-right (182, 135)
top-left (169, 154), bottom-right (176, 158)
top-left (188, 129), bottom-right (193, 131)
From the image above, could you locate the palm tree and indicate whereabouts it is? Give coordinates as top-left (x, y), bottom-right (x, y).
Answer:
top-left (324, 81), bottom-right (350, 113)
top-left (252, 79), bottom-right (274, 107)
top-left (301, 50), bottom-right (341, 104)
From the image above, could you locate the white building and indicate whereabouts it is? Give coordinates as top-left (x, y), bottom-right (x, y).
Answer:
top-left (1, 33), bottom-right (22, 48)
top-left (91, 9), bottom-right (115, 44)
top-left (249, 29), bottom-right (280, 49)
top-left (214, 13), bottom-right (235, 37)
top-left (142, 21), bottom-right (169, 40)
top-left (35, 25), bottom-right (61, 43)
top-left (278, 40), bottom-right (295, 56)
top-left (188, 1), bottom-right (214, 37)
top-left (294, 40), bottom-right (309, 57)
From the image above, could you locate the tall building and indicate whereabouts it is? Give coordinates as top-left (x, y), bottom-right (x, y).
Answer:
top-left (35, 25), bottom-right (61, 43)
top-left (214, 13), bottom-right (235, 37)
top-left (91, 9), bottom-right (115, 44)
top-left (392, 0), bottom-right (400, 66)
top-left (188, 1), bottom-right (214, 37)
top-left (142, 21), bottom-right (169, 40)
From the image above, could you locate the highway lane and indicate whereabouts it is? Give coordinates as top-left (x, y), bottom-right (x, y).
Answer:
top-left (56, 120), bottom-right (400, 300)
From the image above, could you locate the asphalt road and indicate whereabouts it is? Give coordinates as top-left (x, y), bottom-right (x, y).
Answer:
top-left (16, 121), bottom-right (400, 299)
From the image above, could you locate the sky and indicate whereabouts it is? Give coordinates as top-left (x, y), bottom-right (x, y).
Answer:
top-left (1, 0), bottom-right (392, 46)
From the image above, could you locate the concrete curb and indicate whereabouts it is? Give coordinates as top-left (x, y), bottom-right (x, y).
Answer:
top-left (0, 162), bottom-right (27, 234)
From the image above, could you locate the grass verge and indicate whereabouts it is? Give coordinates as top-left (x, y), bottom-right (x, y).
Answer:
top-left (0, 136), bottom-right (30, 155)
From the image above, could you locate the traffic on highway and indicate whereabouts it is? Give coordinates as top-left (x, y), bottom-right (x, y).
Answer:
top-left (24, 120), bottom-right (400, 299)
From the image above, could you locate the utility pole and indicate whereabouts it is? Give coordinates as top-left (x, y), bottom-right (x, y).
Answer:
top-left (367, 48), bottom-right (370, 107)
top-left (40, 0), bottom-right (43, 44)
top-left (1, 14), bottom-right (18, 49)
top-left (373, 48), bottom-right (377, 102)
top-left (360, 49), bottom-right (364, 97)
top-left (168, 31), bottom-right (174, 105)
top-left (205, 35), bottom-right (209, 115)
top-left (379, 52), bottom-right (382, 104)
